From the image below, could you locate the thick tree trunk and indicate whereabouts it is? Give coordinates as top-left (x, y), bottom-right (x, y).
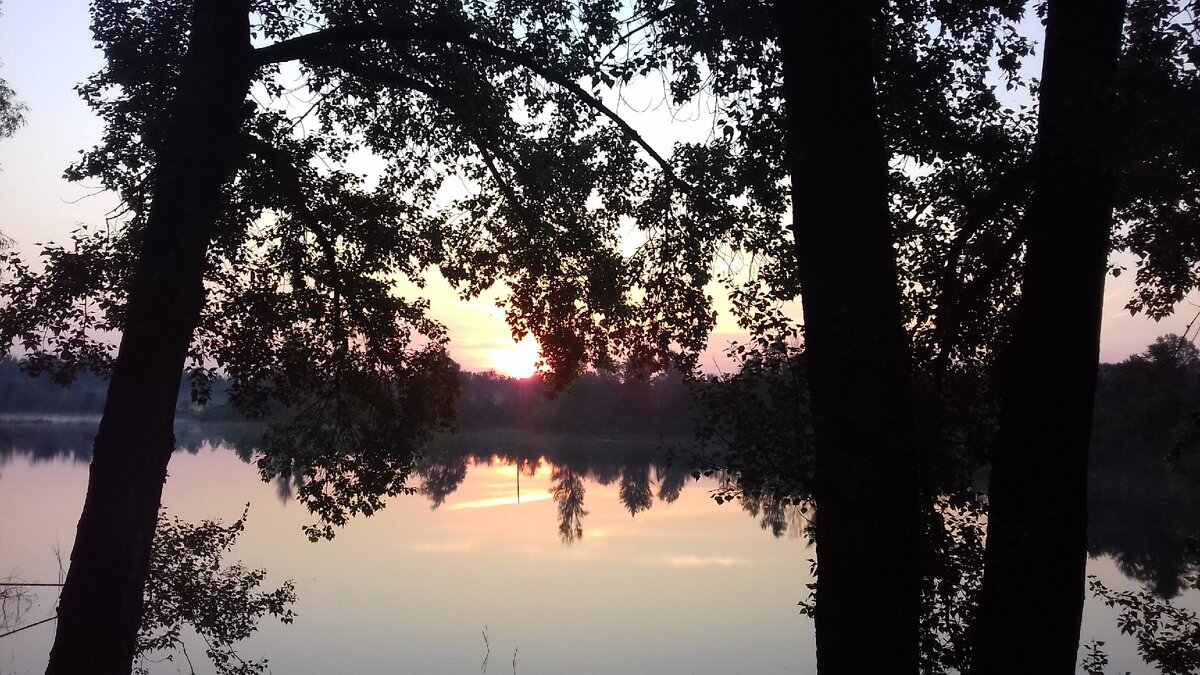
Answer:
top-left (775, 2), bottom-right (922, 673)
top-left (45, 2), bottom-right (252, 673)
top-left (971, 1), bottom-right (1126, 673)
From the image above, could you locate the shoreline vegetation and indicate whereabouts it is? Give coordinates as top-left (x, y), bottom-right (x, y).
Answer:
top-left (6, 341), bottom-right (1200, 672)
top-left (0, 357), bottom-right (694, 435)
top-left (6, 337), bottom-right (1200, 603)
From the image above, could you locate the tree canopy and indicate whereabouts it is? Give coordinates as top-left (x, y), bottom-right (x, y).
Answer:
top-left (3, 0), bottom-right (1199, 672)
top-left (0, 0), bottom-right (691, 531)
top-left (6, 1), bottom-right (1197, 498)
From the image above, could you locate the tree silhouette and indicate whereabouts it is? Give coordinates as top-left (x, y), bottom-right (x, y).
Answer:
top-left (0, 1), bottom-right (24, 146)
top-left (4, 0), bottom-right (1199, 671)
top-left (973, 3), bottom-right (1128, 671)
top-left (136, 507), bottom-right (296, 675)
top-left (0, 2), bottom-right (680, 671)
top-left (607, 1), bottom-right (1197, 671)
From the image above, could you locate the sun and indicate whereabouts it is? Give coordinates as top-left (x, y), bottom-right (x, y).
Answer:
top-left (490, 335), bottom-right (542, 379)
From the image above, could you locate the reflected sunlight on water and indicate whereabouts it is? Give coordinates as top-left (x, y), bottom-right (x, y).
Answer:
top-left (3, 423), bottom-right (1197, 674)
top-left (0, 429), bottom-right (815, 675)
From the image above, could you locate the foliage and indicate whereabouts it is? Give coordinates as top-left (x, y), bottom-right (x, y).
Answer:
top-left (602, 0), bottom-right (1199, 383)
top-left (1080, 638), bottom-right (1112, 675)
top-left (1093, 333), bottom-right (1200, 469)
top-left (0, 0), bottom-right (675, 532)
top-left (6, 0), bottom-right (1191, 539)
top-left (1113, 0), bottom-right (1200, 318)
top-left (689, 335), bottom-right (812, 508)
top-left (1087, 574), bottom-right (1200, 675)
top-left (256, 347), bottom-right (460, 540)
top-left (2, 0), bottom-right (1197, 665)
top-left (0, 0), bottom-right (24, 144)
top-left (0, 356), bottom-right (110, 413)
top-left (136, 506), bottom-right (296, 675)
top-left (594, 0), bottom-right (1037, 375)
top-left (621, 2), bottom-right (1195, 667)
top-left (919, 493), bottom-right (988, 675)
top-left (0, 356), bottom-right (696, 437)
top-left (584, 0), bottom-right (1192, 384)
top-left (0, 73), bottom-right (20, 141)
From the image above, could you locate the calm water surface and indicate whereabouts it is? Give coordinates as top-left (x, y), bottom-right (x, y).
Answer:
top-left (0, 420), bottom-right (1192, 674)
top-left (2, 422), bottom-right (815, 675)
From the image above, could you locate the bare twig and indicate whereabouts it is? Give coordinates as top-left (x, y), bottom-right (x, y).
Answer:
top-left (0, 614), bottom-right (56, 639)
top-left (481, 625), bottom-right (490, 672)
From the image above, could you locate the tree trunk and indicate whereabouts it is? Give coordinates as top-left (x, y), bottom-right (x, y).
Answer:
top-left (971, 1), bottom-right (1126, 673)
top-left (775, 2), bottom-right (922, 673)
top-left (45, 2), bottom-right (252, 673)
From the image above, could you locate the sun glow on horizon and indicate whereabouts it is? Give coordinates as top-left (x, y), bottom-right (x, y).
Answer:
top-left (488, 335), bottom-right (543, 379)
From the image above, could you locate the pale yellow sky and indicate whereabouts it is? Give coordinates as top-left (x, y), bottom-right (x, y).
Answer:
top-left (0, 1), bottom-right (1192, 375)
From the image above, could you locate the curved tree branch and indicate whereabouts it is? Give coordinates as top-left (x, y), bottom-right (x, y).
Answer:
top-left (254, 21), bottom-right (684, 185)
top-left (299, 48), bottom-right (557, 235)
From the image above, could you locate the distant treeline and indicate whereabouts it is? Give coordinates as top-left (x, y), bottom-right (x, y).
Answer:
top-left (1087, 336), bottom-right (1200, 599)
top-left (8, 339), bottom-right (1200, 591)
top-left (0, 357), bottom-right (110, 414)
top-left (0, 357), bottom-right (695, 434)
top-left (455, 369), bottom-right (693, 434)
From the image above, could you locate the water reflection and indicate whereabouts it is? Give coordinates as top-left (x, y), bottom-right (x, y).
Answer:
top-left (0, 418), bottom-right (264, 466)
top-left (5, 419), bottom-right (1200, 603)
top-left (1088, 451), bottom-right (1200, 599)
top-left (0, 425), bottom-right (815, 675)
top-left (0, 418), bottom-right (96, 463)
top-left (413, 433), bottom-right (710, 539)
top-left (618, 464), bottom-right (654, 516)
top-left (740, 492), bottom-right (809, 539)
top-left (550, 466), bottom-right (587, 543)
top-left (417, 452), bottom-right (469, 509)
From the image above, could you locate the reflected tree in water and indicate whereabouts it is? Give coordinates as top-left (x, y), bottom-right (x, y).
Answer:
top-left (655, 463), bottom-right (687, 504)
top-left (419, 455), bottom-right (470, 510)
top-left (618, 464), bottom-right (654, 517)
top-left (737, 489), bottom-right (809, 540)
top-left (516, 456), bottom-right (540, 478)
top-left (1090, 335), bottom-right (1200, 599)
top-left (550, 466), bottom-right (588, 544)
top-left (255, 349), bottom-right (458, 541)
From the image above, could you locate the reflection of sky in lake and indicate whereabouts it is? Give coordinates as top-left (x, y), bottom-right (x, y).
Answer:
top-left (1, 424), bottom-right (1198, 674)
top-left (0, 433), bottom-right (814, 674)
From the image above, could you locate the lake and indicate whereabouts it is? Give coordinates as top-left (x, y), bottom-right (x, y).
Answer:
top-left (0, 420), bottom-right (1193, 674)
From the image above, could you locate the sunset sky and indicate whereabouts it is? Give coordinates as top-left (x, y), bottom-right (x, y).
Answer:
top-left (1, 0), bottom-right (1193, 375)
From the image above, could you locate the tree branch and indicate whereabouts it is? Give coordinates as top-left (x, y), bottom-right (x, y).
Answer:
top-left (253, 21), bottom-right (683, 185)
top-left (938, 159), bottom-right (1033, 291)
top-left (244, 134), bottom-right (353, 352)
top-left (298, 49), bottom-right (552, 228)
